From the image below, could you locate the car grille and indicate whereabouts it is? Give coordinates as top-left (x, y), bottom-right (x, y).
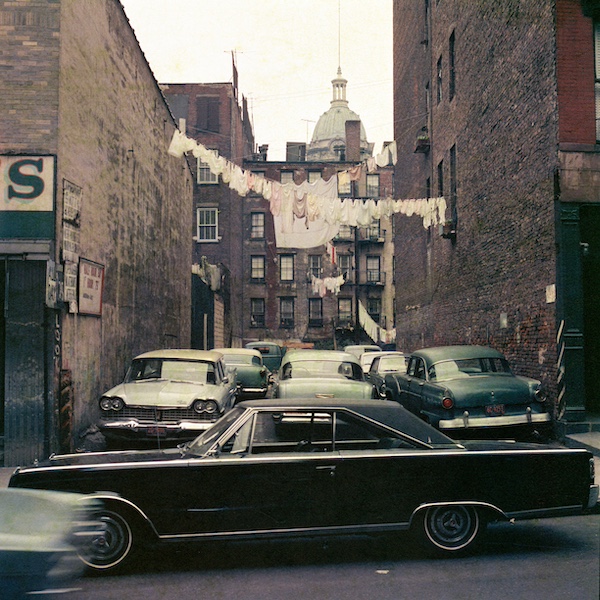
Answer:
top-left (118, 407), bottom-right (216, 423)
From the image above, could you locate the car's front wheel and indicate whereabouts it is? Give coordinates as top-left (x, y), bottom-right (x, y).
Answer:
top-left (80, 506), bottom-right (136, 572)
top-left (420, 504), bottom-right (484, 555)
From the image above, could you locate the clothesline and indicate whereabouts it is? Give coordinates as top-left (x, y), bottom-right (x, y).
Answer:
top-left (169, 130), bottom-right (447, 249)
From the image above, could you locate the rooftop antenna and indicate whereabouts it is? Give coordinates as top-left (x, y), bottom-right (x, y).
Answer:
top-left (338, 0), bottom-right (341, 69)
top-left (302, 118), bottom-right (316, 144)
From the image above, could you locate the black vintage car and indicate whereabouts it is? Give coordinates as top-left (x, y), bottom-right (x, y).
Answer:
top-left (8, 399), bottom-right (599, 573)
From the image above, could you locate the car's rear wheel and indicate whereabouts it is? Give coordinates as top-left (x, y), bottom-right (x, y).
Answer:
top-left (80, 507), bottom-right (136, 572)
top-left (420, 504), bottom-right (483, 555)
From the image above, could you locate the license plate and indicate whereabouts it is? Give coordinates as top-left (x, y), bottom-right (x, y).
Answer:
top-left (147, 426), bottom-right (166, 436)
top-left (485, 404), bottom-right (505, 416)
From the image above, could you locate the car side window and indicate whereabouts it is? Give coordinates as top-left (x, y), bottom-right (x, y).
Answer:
top-left (335, 412), bottom-right (417, 450)
top-left (412, 358), bottom-right (425, 379)
top-left (369, 358), bottom-right (380, 374)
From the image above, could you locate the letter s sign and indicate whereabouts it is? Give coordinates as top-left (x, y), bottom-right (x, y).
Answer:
top-left (8, 158), bottom-right (45, 200)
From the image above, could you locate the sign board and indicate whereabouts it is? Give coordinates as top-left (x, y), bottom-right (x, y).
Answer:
top-left (0, 155), bottom-right (56, 238)
top-left (78, 258), bottom-right (105, 316)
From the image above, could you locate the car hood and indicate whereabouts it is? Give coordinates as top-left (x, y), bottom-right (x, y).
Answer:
top-left (104, 381), bottom-right (213, 407)
top-left (439, 374), bottom-right (535, 406)
top-left (277, 378), bottom-right (373, 399)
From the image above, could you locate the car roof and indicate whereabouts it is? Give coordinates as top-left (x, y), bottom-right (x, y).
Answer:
top-left (213, 348), bottom-right (261, 358)
top-left (344, 345), bottom-right (382, 353)
top-left (282, 349), bottom-right (360, 363)
top-left (134, 349), bottom-right (224, 361)
top-left (410, 345), bottom-right (504, 363)
top-left (236, 397), bottom-right (454, 445)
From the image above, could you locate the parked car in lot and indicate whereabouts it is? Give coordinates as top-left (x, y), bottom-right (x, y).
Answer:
top-left (9, 398), bottom-right (598, 572)
top-left (0, 488), bottom-right (99, 597)
top-left (245, 341), bottom-right (286, 373)
top-left (272, 349), bottom-right (377, 399)
top-left (98, 349), bottom-right (237, 445)
top-left (385, 345), bottom-right (551, 437)
top-left (365, 351), bottom-right (407, 398)
top-left (360, 351), bottom-right (384, 373)
top-left (214, 348), bottom-right (270, 399)
top-left (343, 344), bottom-right (382, 359)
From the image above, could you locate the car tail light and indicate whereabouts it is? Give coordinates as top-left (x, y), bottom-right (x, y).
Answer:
top-left (442, 396), bottom-right (454, 409)
top-left (534, 387), bottom-right (546, 403)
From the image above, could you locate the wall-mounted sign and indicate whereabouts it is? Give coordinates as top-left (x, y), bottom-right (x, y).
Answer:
top-left (0, 155), bottom-right (56, 239)
top-left (78, 258), bottom-right (105, 316)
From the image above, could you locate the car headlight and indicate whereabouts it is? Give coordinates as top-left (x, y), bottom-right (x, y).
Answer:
top-left (99, 396), bottom-right (124, 411)
top-left (204, 400), bottom-right (218, 414)
top-left (192, 399), bottom-right (219, 414)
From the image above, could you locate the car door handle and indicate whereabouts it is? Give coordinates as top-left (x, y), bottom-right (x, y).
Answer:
top-left (315, 465), bottom-right (336, 476)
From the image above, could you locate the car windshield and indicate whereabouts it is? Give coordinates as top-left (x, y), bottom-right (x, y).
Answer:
top-left (429, 357), bottom-right (512, 381)
top-left (126, 358), bottom-right (216, 384)
top-left (281, 360), bottom-right (364, 381)
top-left (377, 356), bottom-right (406, 372)
top-left (186, 407), bottom-right (245, 456)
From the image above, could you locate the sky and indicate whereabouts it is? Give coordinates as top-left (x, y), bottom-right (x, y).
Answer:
top-left (120, 0), bottom-right (393, 161)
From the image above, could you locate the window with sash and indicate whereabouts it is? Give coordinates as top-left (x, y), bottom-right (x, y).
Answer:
top-left (250, 298), bottom-right (265, 327)
top-left (309, 298), bottom-right (323, 327)
top-left (251, 255), bottom-right (265, 281)
top-left (280, 255), bottom-right (294, 281)
top-left (338, 298), bottom-right (352, 324)
top-left (308, 255), bottom-right (322, 279)
top-left (279, 297), bottom-right (295, 328)
top-left (197, 153), bottom-right (218, 184)
top-left (197, 208), bottom-right (218, 241)
top-left (251, 212), bottom-right (265, 239)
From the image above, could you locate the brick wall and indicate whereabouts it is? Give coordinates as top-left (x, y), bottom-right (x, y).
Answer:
top-left (1, 0), bottom-right (194, 438)
top-left (393, 0), bottom-right (561, 402)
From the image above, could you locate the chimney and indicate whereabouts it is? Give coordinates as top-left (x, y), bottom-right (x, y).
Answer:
top-left (345, 120), bottom-right (361, 162)
top-left (259, 144), bottom-right (269, 161)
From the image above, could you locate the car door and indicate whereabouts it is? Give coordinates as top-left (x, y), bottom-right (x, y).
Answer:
top-left (158, 410), bottom-right (340, 536)
top-left (329, 411), bottom-right (426, 526)
top-left (402, 357), bottom-right (427, 414)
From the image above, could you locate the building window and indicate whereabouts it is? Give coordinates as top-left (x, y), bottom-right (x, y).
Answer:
top-left (367, 297), bottom-right (381, 324)
top-left (449, 31), bottom-right (456, 101)
top-left (338, 254), bottom-right (352, 282)
top-left (280, 254), bottom-right (294, 281)
top-left (197, 208), bottom-right (218, 241)
top-left (437, 160), bottom-right (444, 197)
top-left (338, 172), bottom-right (351, 196)
top-left (595, 22), bottom-right (600, 141)
top-left (308, 255), bottom-right (322, 279)
top-left (251, 212), bottom-right (265, 239)
top-left (280, 171), bottom-right (294, 184)
top-left (308, 298), bottom-right (323, 327)
top-left (450, 144), bottom-right (457, 223)
top-left (195, 96), bottom-right (220, 133)
top-left (197, 153), bottom-right (218, 184)
top-left (366, 174), bottom-right (380, 197)
top-left (338, 298), bottom-right (352, 324)
top-left (250, 298), bottom-right (265, 327)
top-left (279, 297), bottom-right (295, 328)
top-left (436, 56), bottom-right (443, 104)
top-left (251, 255), bottom-right (265, 281)
top-left (307, 171), bottom-right (321, 183)
top-left (367, 256), bottom-right (381, 283)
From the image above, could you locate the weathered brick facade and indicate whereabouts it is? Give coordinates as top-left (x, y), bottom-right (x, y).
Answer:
top-left (393, 0), bottom-right (600, 426)
top-left (0, 0), bottom-right (193, 463)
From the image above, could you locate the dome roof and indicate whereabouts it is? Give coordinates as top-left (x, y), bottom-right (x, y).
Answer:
top-left (307, 68), bottom-right (372, 161)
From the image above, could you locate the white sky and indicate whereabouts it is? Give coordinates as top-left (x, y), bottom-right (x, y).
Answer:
top-left (120, 0), bottom-right (393, 161)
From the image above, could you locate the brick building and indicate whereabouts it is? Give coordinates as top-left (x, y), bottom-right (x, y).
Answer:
top-left (161, 78), bottom-right (255, 349)
top-left (0, 0), bottom-right (193, 465)
top-left (392, 0), bottom-right (600, 434)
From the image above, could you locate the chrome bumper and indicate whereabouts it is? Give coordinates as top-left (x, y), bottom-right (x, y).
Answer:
top-left (99, 419), bottom-right (213, 433)
top-left (438, 410), bottom-right (551, 429)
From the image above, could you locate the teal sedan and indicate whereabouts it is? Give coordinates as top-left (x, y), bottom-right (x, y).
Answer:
top-left (215, 348), bottom-right (270, 400)
top-left (273, 349), bottom-right (377, 400)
